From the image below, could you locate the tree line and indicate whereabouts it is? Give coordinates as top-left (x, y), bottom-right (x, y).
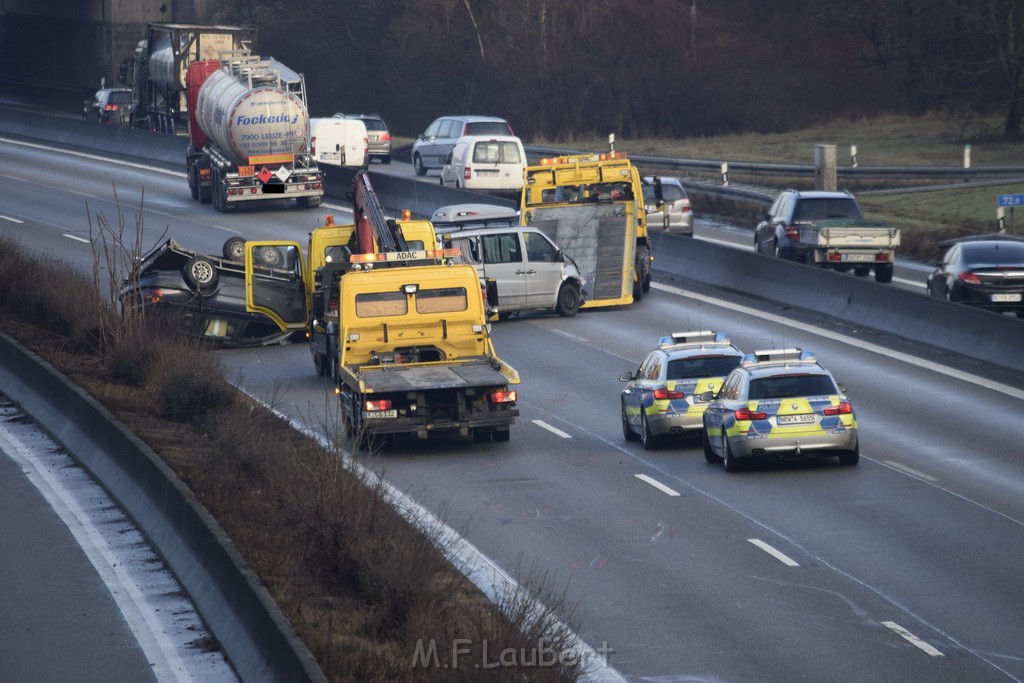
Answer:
top-left (211, 0), bottom-right (1024, 141)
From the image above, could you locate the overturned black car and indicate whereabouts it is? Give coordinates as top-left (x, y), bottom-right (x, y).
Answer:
top-left (121, 237), bottom-right (302, 347)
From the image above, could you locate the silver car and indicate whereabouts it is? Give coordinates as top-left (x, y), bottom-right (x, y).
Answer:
top-left (701, 348), bottom-right (859, 471)
top-left (642, 176), bottom-right (693, 236)
top-left (619, 331), bottom-right (744, 449)
top-left (412, 115), bottom-right (513, 176)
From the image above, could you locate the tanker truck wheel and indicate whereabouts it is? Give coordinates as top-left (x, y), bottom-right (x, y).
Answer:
top-left (297, 196), bottom-right (322, 209)
top-left (188, 164), bottom-right (199, 201)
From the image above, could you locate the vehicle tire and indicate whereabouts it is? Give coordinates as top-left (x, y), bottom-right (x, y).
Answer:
top-left (182, 256), bottom-right (218, 292)
top-left (874, 263), bottom-right (894, 283)
top-left (492, 427), bottom-right (510, 442)
top-left (296, 195), bottom-right (322, 209)
top-left (222, 237), bottom-right (247, 262)
top-left (853, 266), bottom-right (870, 277)
top-left (197, 164), bottom-right (212, 204)
top-left (702, 429), bottom-right (718, 463)
top-left (640, 410), bottom-right (656, 450)
top-left (637, 245), bottom-right (652, 294)
top-left (473, 427), bottom-right (493, 442)
top-left (622, 402), bottom-right (638, 442)
top-left (255, 246), bottom-right (284, 267)
top-left (838, 441), bottom-right (860, 466)
top-left (313, 349), bottom-right (333, 378)
top-left (381, 155), bottom-right (392, 165)
top-left (188, 164), bottom-right (199, 200)
top-left (555, 282), bottom-right (581, 317)
top-left (632, 254), bottom-right (645, 302)
top-left (722, 431), bottom-right (739, 472)
top-left (413, 153), bottom-right (426, 176)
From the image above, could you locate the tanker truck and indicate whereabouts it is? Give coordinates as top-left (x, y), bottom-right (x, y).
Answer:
top-left (119, 23), bottom-right (256, 134)
top-left (185, 54), bottom-right (324, 212)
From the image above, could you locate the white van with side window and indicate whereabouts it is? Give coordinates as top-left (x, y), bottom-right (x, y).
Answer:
top-left (309, 117), bottom-right (368, 169)
top-left (439, 135), bottom-right (527, 196)
top-left (433, 205), bottom-right (585, 318)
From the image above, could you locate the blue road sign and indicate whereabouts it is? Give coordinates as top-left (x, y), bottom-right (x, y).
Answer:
top-left (998, 194), bottom-right (1024, 207)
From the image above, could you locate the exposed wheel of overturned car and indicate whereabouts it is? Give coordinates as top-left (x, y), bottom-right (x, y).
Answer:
top-left (223, 236), bottom-right (247, 262)
top-left (182, 256), bottom-right (218, 292)
top-left (255, 246), bottom-right (284, 267)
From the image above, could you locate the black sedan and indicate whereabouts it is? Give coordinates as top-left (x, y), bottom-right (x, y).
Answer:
top-left (121, 237), bottom-right (301, 347)
top-left (926, 236), bottom-right (1024, 317)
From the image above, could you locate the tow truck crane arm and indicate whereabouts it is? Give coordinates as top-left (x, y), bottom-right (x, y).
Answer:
top-left (351, 171), bottom-right (408, 255)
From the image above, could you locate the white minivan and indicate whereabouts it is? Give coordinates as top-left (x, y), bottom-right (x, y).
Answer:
top-left (433, 205), bottom-right (585, 318)
top-left (439, 135), bottom-right (527, 196)
top-left (308, 117), bottom-right (368, 169)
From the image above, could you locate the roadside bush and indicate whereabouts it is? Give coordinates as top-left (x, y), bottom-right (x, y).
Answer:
top-left (146, 338), bottom-right (234, 422)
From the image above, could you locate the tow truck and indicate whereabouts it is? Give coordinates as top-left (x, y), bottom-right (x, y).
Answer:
top-left (242, 172), bottom-right (520, 445)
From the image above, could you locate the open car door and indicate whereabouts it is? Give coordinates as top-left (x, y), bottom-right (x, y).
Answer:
top-left (243, 241), bottom-right (310, 331)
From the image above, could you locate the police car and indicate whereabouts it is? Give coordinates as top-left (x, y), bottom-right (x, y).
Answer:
top-left (700, 348), bottom-right (859, 472)
top-left (619, 331), bottom-right (745, 449)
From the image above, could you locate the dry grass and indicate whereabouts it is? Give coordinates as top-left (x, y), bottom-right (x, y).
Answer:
top-left (0, 233), bottom-right (584, 682)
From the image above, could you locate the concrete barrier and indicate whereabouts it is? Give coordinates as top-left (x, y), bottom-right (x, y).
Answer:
top-left (650, 230), bottom-right (1024, 372)
top-left (0, 332), bottom-right (325, 683)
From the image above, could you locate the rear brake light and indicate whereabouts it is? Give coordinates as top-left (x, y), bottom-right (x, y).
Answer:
top-left (380, 132), bottom-right (391, 141)
top-left (366, 399), bottom-right (392, 411)
top-left (959, 272), bottom-right (981, 284)
top-left (785, 224), bottom-right (799, 240)
top-left (735, 407), bottom-right (767, 420)
top-left (310, 136), bottom-right (317, 155)
top-left (489, 390), bottom-right (517, 404)
top-left (828, 252), bottom-right (842, 262)
top-left (104, 104), bottom-right (119, 111)
top-left (823, 401), bottom-right (852, 416)
top-left (876, 253), bottom-right (890, 262)
top-left (653, 387), bottom-right (684, 400)
top-left (464, 166), bottom-right (472, 181)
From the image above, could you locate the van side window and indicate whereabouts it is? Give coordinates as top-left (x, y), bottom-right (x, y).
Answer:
top-left (482, 233), bottom-right (522, 264)
top-left (524, 232), bottom-right (557, 262)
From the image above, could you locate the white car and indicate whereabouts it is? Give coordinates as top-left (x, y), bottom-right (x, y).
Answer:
top-left (643, 176), bottom-right (694, 236)
top-left (440, 135), bottom-right (526, 196)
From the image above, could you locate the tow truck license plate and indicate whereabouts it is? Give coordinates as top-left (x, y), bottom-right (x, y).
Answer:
top-left (991, 293), bottom-right (1022, 302)
top-left (365, 409), bottom-right (397, 419)
top-left (777, 414), bottom-right (815, 425)
top-left (842, 253), bottom-right (874, 262)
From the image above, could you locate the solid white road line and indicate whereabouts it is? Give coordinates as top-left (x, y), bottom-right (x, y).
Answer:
top-left (634, 473), bottom-right (681, 497)
top-left (882, 621), bottom-right (944, 656)
top-left (1, 214), bottom-right (25, 223)
top-left (532, 419), bottom-right (572, 439)
top-left (63, 233), bottom-right (91, 244)
top-left (748, 538), bottom-right (800, 567)
top-left (883, 460), bottom-right (939, 483)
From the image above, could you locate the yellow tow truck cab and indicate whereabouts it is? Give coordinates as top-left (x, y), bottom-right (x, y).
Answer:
top-left (242, 213), bottom-right (519, 445)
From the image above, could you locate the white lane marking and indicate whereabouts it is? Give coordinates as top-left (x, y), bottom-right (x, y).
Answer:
top-left (748, 538), bottom-right (800, 567)
top-left (532, 419), bottom-right (572, 439)
top-left (882, 621), bottom-right (944, 656)
top-left (634, 473), bottom-right (681, 497)
top-left (1, 214), bottom-right (25, 223)
top-left (551, 329), bottom-right (589, 343)
top-left (63, 233), bottom-right (91, 244)
top-left (883, 460), bottom-right (939, 483)
top-left (651, 282), bottom-right (1024, 401)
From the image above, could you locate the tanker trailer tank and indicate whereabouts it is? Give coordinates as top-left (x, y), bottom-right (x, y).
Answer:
top-left (185, 55), bottom-right (324, 213)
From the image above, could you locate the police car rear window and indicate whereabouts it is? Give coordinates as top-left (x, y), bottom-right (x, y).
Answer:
top-left (667, 355), bottom-right (741, 380)
top-left (748, 374), bottom-right (836, 400)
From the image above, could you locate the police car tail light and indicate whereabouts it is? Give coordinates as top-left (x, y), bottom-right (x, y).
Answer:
top-left (735, 407), bottom-right (767, 420)
top-left (785, 224), bottom-right (800, 240)
top-left (653, 387), bottom-right (684, 400)
top-left (366, 399), bottom-right (392, 411)
top-left (958, 271), bottom-right (981, 285)
top-left (823, 401), bottom-right (852, 416)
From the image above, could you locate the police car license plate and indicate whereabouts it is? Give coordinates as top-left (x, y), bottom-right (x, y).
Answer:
top-left (777, 414), bottom-right (815, 425)
top-left (843, 253), bottom-right (874, 262)
top-left (365, 409), bottom-right (397, 419)
top-left (991, 293), bottom-right (1022, 302)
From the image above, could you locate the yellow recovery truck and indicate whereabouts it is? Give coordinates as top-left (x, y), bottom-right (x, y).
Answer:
top-left (242, 172), bottom-right (520, 444)
top-left (520, 151), bottom-right (655, 306)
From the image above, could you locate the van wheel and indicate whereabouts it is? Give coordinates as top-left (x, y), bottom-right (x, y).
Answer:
top-left (182, 256), bottom-right (218, 292)
top-left (223, 237), bottom-right (247, 262)
top-left (555, 282), bottom-right (581, 317)
top-left (413, 154), bottom-right (426, 176)
top-left (874, 263), bottom-right (894, 283)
